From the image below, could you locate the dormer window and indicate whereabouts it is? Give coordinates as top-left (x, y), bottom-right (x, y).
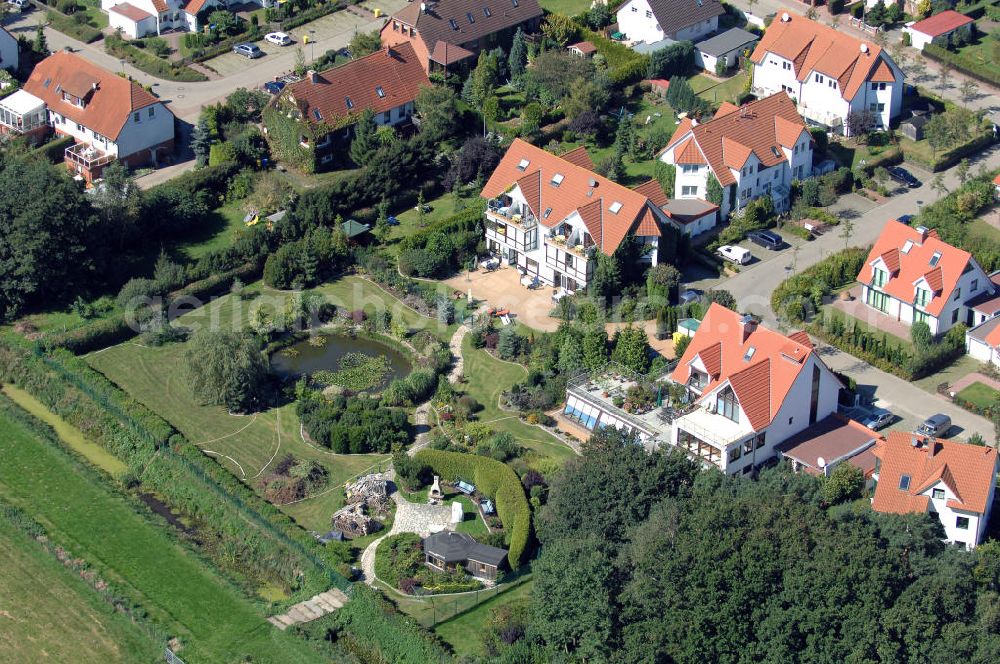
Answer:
top-left (608, 201), bottom-right (623, 214)
top-left (551, 173), bottom-right (564, 187)
top-left (376, 86), bottom-right (385, 98)
top-left (929, 252), bottom-right (941, 267)
top-left (517, 158), bottom-right (529, 171)
top-left (915, 287), bottom-right (931, 307)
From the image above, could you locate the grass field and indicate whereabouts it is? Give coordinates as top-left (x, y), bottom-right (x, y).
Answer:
top-left (2, 384), bottom-right (127, 476)
top-left (453, 495), bottom-right (489, 537)
top-left (176, 203), bottom-right (250, 261)
top-left (0, 518), bottom-right (161, 663)
top-left (460, 335), bottom-right (577, 469)
top-left (85, 278), bottom-right (436, 531)
top-left (0, 408), bottom-right (329, 664)
top-left (537, 0), bottom-right (591, 14)
top-left (956, 381), bottom-right (1000, 410)
top-left (690, 71), bottom-right (749, 106)
top-left (434, 578), bottom-right (535, 656)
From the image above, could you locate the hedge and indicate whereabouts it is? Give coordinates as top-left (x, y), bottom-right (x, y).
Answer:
top-left (46, 10), bottom-right (103, 43)
top-left (923, 43), bottom-right (1000, 88)
top-left (27, 134), bottom-right (75, 165)
top-left (105, 34), bottom-right (208, 82)
top-left (397, 201), bottom-right (485, 253)
top-left (580, 27), bottom-right (649, 85)
top-left (42, 261), bottom-right (261, 355)
top-left (0, 339), bottom-right (349, 602)
top-left (771, 247), bottom-right (868, 323)
top-left (413, 449), bottom-right (531, 568)
top-left (279, 1), bottom-right (348, 31)
top-left (902, 130), bottom-right (994, 172)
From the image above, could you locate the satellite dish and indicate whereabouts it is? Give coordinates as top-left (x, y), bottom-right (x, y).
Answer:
top-left (816, 456), bottom-right (827, 469)
top-left (860, 43), bottom-right (869, 54)
top-left (781, 12), bottom-right (790, 22)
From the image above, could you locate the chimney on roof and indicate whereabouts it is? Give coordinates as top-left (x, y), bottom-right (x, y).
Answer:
top-left (915, 225), bottom-right (929, 242)
top-left (420, 1), bottom-right (427, 12)
top-left (308, 70), bottom-right (317, 84)
top-left (781, 12), bottom-right (790, 22)
top-left (588, 178), bottom-right (597, 187)
top-left (927, 439), bottom-right (940, 457)
top-left (740, 314), bottom-right (757, 343)
top-left (911, 436), bottom-right (922, 448)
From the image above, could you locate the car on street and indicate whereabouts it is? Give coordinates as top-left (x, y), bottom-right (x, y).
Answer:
top-left (916, 413), bottom-right (952, 438)
top-left (717, 245), bottom-right (752, 265)
top-left (263, 80), bottom-right (286, 95)
top-left (859, 408), bottom-right (893, 431)
top-left (679, 289), bottom-right (702, 305)
top-left (265, 32), bottom-right (292, 46)
top-left (748, 229), bottom-right (784, 251)
top-left (888, 166), bottom-right (921, 188)
top-left (233, 43), bottom-right (264, 59)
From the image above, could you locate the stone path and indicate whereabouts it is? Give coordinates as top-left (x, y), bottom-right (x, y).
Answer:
top-left (267, 587), bottom-right (351, 630)
top-left (407, 322), bottom-right (470, 458)
top-left (359, 488), bottom-right (454, 586)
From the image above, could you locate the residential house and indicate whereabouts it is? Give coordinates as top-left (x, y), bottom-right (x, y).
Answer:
top-left (904, 10), bottom-right (975, 50)
top-left (632, 178), bottom-right (718, 236)
top-left (9, 52), bottom-right (175, 183)
top-left (263, 43), bottom-right (429, 171)
top-left (102, 0), bottom-right (226, 38)
top-left (657, 92), bottom-right (813, 219)
top-left (423, 531), bottom-right (507, 581)
top-left (667, 303), bottom-right (843, 474)
top-left (750, 12), bottom-right (904, 135)
top-left (857, 220), bottom-right (994, 335)
top-left (616, 0), bottom-right (724, 47)
top-left (0, 26), bottom-right (19, 73)
top-left (962, 272), bottom-right (1000, 365)
top-left (480, 140), bottom-right (671, 291)
top-left (693, 27), bottom-right (758, 73)
top-left (380, 0), bottom-right (543, 74)
top-left (777, 414), bottom-right (883, 479)
top-left (872, 433), bottom-right (998, 549)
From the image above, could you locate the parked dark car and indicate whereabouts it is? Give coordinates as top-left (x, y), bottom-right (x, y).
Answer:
top-left (897, 214), bottom-right (915, 225)
top-left (234, 43), bottom-right (264, 59)
top-left (263, 80), bottom-right (286, 95)
top-left (888, 166), bottom-right (921, 188)
top-left (748, 229), bottom-right (784, 250)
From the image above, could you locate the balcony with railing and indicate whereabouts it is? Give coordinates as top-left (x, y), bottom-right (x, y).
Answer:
top-left (486, 197), bottom-right (537, 232)
top-left (65, 142), bottom-right (115, 173)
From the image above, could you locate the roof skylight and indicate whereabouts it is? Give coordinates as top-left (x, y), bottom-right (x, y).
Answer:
top-left (899, 474), bottom-right (911, 491)
top-left (901, 240), bottom-right (913, 254)
top-left (743, 347), bottom-right (756, 362)
top-left (345, 97), bottom-right (354, 109)
top-left (376, 86), bottom-right (385, 98)
top-left (484, 7), bottom-right (492, 16)
top-left (449, 18), bottom-right (459, 29)
top-left (609, 201), bottom-right (623, 214)
top-left (929, 252), bottom-right (942, 267)
top-left (551, 173), bottom-right (564, 187)
top-left (517, 158), bottom-right (530, 171)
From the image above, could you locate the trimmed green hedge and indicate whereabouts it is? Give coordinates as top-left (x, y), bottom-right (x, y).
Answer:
top-left (413, 449), bottom-right (531, 568)
top-left (105, 34), bottom-right (208, 82)
top-left (397, 201), bottom-right (485, 253)
top-left (923, 43), bottom-right (1000, 88)
top-left (28, 134), bottom-right (75, 164)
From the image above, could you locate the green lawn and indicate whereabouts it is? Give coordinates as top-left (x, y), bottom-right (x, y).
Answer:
top-left (460, 335), bottom-right (577, 470)
top-left (0, 407), bottom-right (329, 664)
top-left (175, 203), bottom-right (250, 261)
top-left (954, 31), bottom-right (999, 68)
top-left (388, 191), bottom-right (478, 246)
top-left (956, 381), bottom-right (1000, 410)
top-left (537, 0), bottom-right (591, 15)
top-left (86, 279), bottom-right (409, 532)
top-left (0, 518), bottom-right (160, 663)
top-left (690, 71), bottom-right (749, 106)
top-left (434, 579), bottom-right (535, 656)
top-left (2, 384), bottom-right (127, 476)
top-left (821, 307), bottom-right (915, 350)
top-left (968, 218), bottom-right (1000, 244)
top-left (914, 354), bottom-right (982, 393)
top-left (453, 495), bottom-right (489, 537)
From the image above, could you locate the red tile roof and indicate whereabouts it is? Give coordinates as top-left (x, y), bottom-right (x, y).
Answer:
top-left (567, 41), bottom-right (597, 54)
top-left (858, 220), bottom-right (972, 317)
top-left (631, 179), bottom-right (668, 208)
top-left (150, 0), bottom-right (167, 12)
top-left (109, 2), bottom-right (154, 21)
top-left (662, 93), bottom-right (807, 187)
top-left (23, 51), bottom-right (164, 141)
top-left (872, 433), bottom-right (998, 515)
top-left (777, 414), bottom-right (884, 477)
top-left (184, 0), bottom-right (212, 15)
top-left (277, 43), bottom-right (429, 130)
top-left (560, 145), bottom-right (594, 170)
top-left (909, 10), bottom-right (974, 38)
top-left (647, 78), bottom-right (671, 90)
top-left (750, 12), bottom-right (896, 102)
top-left (670, 303), bottom-right (824, 431)
top-left (480, 139), bottom-right (664, 255)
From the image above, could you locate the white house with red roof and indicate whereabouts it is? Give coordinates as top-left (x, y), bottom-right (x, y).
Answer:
top-left (858, 220), bottom-right (994, 335)
top-left (668, 303), bottom-right (842, 475)
top-left (102, 0), bottom-right (225, 38)
top-left (480, 140), bottom-right (673, 291)
top-left (751, 12), bottom-right (904, 135)
top-left (904, 10), bottom-right (975, 51)
top-left (658, 92), bottom-right (813, 219)
top-left (10, 52), bottom-right (175, 183)
top-left (872, 433), bottom-right (998, 549)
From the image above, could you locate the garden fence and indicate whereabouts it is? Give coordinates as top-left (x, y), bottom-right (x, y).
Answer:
top-left (164, 648), bottom-right (186, 664)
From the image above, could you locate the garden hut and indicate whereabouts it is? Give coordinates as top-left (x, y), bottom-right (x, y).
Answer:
top-left (423, 531), bottom-right (507, 581)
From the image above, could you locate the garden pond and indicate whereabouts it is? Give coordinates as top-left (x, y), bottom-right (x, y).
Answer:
top-left (270, 333), bottom-right (411, 392)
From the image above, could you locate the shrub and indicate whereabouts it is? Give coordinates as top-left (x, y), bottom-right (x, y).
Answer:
top-left (771, 247), bottom-right (867, 322)
top-left (299, 394), bottom-right (410, 453)
top-left (414, 449), bottom-right (532, 567)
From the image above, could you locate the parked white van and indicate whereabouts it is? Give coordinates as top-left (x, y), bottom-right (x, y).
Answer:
top-left (717, 245), bottom-right (752, 265)
top-left (7, 0), bottom-right (30, 12)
